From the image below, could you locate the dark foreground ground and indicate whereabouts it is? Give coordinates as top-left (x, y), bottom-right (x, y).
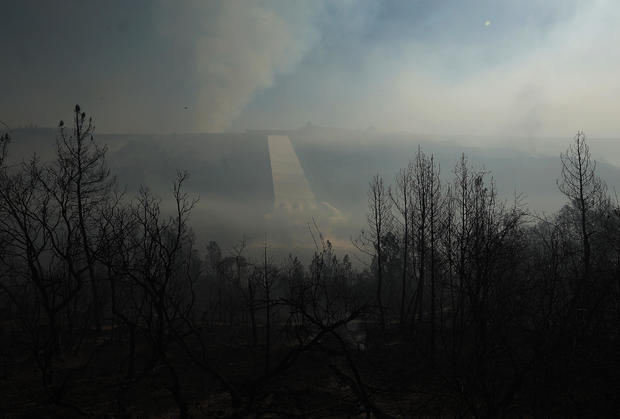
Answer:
top-left (3, 321), bottom-right (620, 418)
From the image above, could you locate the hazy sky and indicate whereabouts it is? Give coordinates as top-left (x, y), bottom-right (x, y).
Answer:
top-left (2, 0), bottom-right (619, 137)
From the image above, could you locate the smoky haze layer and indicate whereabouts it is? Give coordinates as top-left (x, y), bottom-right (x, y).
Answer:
top-left (8, 126), bottom-right (620, 262)
top-left (4, 1), bottom-right (620, 139)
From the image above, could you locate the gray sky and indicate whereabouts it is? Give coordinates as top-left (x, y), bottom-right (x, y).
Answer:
top-left (2, 0), bottom-right (619, 138)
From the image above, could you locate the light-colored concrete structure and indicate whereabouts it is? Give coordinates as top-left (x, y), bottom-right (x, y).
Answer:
top-left (267, 135), bottom-right (316, 212)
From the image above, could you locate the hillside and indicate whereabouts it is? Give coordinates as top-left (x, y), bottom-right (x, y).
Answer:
top-left (7, 126), bottom-right (620, 256)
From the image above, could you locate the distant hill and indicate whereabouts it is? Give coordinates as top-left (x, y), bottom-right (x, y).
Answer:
top-left (290, 126), bottom-right (620, 217)
top-left (6, 126), bottom-right (620, 258)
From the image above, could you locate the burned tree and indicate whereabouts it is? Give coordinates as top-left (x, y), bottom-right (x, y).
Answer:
top-left (390, 166), bottom-right (412, 325)
top-left (557, 131), bottom-right (605, 284)
top-left (41, 105), bottom-right (115, 332)
top-left (356, 174), bottom-right (393, 329)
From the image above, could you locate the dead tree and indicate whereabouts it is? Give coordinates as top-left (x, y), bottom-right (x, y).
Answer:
top-left (390, 166), bottom-right (412, 325)
top-left (0, 109), bottom-right (116, 410)
top-left (0, 155), bottom-right (94, 411)
top-left (557, 131), bottom-right (605, 288)
top-left (427, 154), bottom-right (442, 359)
top-left (113, 171), bottom-right (198, 418)
top-left (41, 105), bottom-right (115, 332)
top-left (356, 174), bottom-right (393, 330)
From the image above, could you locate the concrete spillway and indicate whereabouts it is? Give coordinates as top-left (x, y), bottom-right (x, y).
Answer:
top-left (267, 135), bottom-right (316, 212)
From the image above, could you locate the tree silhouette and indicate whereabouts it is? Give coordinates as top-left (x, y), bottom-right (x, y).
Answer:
top-left (557, 131), bottom-right (605, 294)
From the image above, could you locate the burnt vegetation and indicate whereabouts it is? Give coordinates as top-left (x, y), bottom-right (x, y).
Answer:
top-left (2, 108), bottom-right (620, 417)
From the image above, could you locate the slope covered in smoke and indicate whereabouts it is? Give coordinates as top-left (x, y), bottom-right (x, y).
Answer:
top-left (7, 126), bottom-right (620, 258)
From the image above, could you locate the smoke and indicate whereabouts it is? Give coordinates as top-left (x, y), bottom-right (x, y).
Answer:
top-left (5, 1), bottom-right (618, 137)
top-left (182, 1), bottom-right (324, 132)
top-left (379, 0), bottom-right (620, 138)
top-left (224, 0), bottom-right (620, 139)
